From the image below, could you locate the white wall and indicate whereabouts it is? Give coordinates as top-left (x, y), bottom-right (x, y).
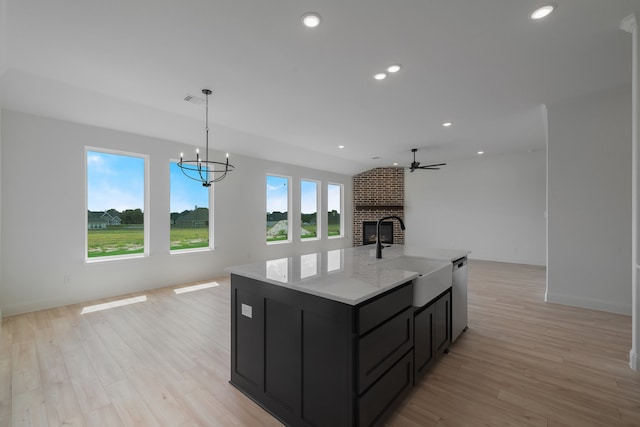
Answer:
top-left (0, 0), bottom-right (7, 323)
top-left (547, 88), bottom-right (632, 315)
top-left (404, 150), bottom-right (546, 266)
top-left (0, 110), bottom-right (352, 316)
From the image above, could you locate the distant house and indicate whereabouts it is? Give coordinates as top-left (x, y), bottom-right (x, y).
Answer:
top-left (88, 211), bottom-right (122, 229)
top-left (174, 208), bottom-right (209, 228)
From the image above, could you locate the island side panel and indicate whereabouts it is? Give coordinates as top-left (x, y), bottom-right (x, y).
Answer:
top-left (230, 273), bottom-right (355, 427)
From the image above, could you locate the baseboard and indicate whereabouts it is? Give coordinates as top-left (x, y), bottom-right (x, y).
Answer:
top-left (545, 291), bottom-right (632, 315)
top-left (631, 350), bottom-right (639, 371)
top-left (1, 295), bottom-right (80, 317)
top-left (469, 255), bottom-right (546, 267)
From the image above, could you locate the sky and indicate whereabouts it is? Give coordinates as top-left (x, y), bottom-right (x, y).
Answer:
top-left (300, 180), bottom-right (317, 214)
top-left (87, 151), bottom-right (208, 213)
top-left (267, 176), bottom-right (341, 214)
top-left (87, 152), bottom-right (338, 215)
top-left (266, 175), bottom-right (289, 213)
top-left (170, 162), bottom-right (209, 212)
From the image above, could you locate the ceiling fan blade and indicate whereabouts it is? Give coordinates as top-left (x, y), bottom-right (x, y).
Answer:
top-left (407, 149), bottom-right (445, 171)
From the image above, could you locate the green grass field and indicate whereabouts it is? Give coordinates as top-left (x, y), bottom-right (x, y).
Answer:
top-left (170, 227), bottom-right (209, 250)
top-left (88, 226), bottom-right (209, 257)
top-left (88, 227), bottom-right (144, 258)
top-left (89, 223), bottom-right (341, 256)
top-left (266, 224), bottom-right (341, 242)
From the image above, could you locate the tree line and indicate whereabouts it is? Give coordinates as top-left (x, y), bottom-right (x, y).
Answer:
top-left (266, 211), bottom-right (340, 224)
top-left (105, 208), bottom-right (144, 224)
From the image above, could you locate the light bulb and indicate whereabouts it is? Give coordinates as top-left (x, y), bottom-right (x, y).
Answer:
top-left (301, 13), bottom-right (321, 28)
top-left (531, 4), bottom-right (555, 20)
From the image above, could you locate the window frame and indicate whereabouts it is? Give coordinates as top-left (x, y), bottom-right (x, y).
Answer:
top-left (266, 173), bottom-right (292, 245)
top-left (300, 179), bottom-right (320, 242)
top-left (169, 159), bottom-right (214, 254)
top-left (327, 182), bottom-right (344, 239)
top-left (85, 146), bottom-right (149, 262)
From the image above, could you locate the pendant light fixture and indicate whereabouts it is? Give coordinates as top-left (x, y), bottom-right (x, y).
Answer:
top-left (178, 89), bottom-right (234, 186)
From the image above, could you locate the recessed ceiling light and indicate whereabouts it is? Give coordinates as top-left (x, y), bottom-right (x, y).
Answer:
top-left (338, 145), bottom-right (345, 149)
top-left (442, 122), bottom-right (453, 127)
top-left (374, 72), bottom-right (387, 80)
top-left (393, 162), bottom-right (399, 166)
top-left (301, 12), bottom-right (321, 28)
top-left (530, 4), bottom-right (555, 20)
top-left (387, 64), bottom-right (401, 73)
top-left (477, 151), bottom-right (484, 155)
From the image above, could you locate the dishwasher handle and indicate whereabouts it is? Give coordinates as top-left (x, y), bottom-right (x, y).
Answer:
top-left (452, 257), bottom-right (467, 270)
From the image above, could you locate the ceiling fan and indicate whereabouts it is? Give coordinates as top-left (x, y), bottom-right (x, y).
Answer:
top-left (408, 148), bottom-right (446, 172)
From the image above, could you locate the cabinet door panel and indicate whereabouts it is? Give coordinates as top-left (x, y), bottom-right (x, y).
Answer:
top-left (358, 350), bottom-right (413, 427)
top-left (358, 283), bottom-right (412, 335)
top-left (234, 288), bottom-right (264, 387)
top-left (358, 308), bottom-right (413, 394)
top-left (265, 298), bottom-right (300, 411)
top-left (414, 304), bottom-right (435, 379)
top-left (302, 310), bottom-right (352, 427)
top-left (434, 291), bottom-right (451, 355)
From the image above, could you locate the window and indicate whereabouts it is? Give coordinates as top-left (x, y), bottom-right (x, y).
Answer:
top-left (86, 149), bottom-right (147, 259)
top-left (170, 162), bottom-right (210, 251)
top-left (266, 174), bottom-right (291, 243)
top-left (301, 179), bottom-right (319, 240)
top-left (327, 183), bottom-right (343, 238)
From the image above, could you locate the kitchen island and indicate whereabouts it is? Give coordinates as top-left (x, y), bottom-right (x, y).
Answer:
top-left (226, 245), bottom-right (468, 427)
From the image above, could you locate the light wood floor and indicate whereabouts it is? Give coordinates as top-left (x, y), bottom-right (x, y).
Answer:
top-left (1, 261), bottom-right (639, 426)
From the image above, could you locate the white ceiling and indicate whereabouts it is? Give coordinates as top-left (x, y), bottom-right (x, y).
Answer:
top-left (2, 0), bottom-right (640, 175)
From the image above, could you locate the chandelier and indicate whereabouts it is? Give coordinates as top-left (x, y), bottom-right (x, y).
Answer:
top-left (178, 89), bottom-right (234, 186)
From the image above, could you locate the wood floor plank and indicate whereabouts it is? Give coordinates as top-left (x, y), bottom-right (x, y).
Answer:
top-left (11, 341), bottom-right (41, 396)
top-left (41, 381), bottom-right (85, 426)
top-left (12, 389), bottom-right (48, 426)
top-left (85, 403), bottom-right (123, 427)
top-left (1, 261), bottom-right (639, 426)
top-left (125, 366), bottom-right (196, 427)
top-left (104, 379), bottom-right (160, 427)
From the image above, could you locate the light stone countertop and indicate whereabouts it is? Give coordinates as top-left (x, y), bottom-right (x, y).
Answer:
top-left (403, 247), bottom-right (471, 262)
top-left (225, 245), bottom-right (468, 306)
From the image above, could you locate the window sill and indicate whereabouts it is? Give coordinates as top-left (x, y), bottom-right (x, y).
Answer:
top-left (266, 240), bottom-right (291, 245)
top-left (85, 253), bottom-right (147, 264)
top-left (170, 247), bottom-right (213, 255)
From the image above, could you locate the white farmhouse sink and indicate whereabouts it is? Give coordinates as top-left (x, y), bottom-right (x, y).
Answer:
top-left (380, 256), bottom-right (452, 307)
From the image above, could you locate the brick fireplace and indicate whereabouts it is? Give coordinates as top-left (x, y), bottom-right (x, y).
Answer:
top-left (353, 167), bottom-right (404, 246)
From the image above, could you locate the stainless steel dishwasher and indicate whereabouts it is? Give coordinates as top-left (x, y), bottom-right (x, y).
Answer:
top-left (452, 257), bottom-right (468, 342)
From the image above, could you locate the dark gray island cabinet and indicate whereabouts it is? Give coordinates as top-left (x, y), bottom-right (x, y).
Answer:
top-left (231, 274), bottom-right (416, 427)
top-left (227, 246), bottom-right (456, 427)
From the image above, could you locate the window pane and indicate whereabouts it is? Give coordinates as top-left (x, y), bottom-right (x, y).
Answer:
top-left (266, 175), bottom-right (290, 242)
top-left (327, 183), bottom-right (342, 238)
top-left (87, 150), bottom-right (145, 258)
top-left (301, 180), bottom-right (318, 240)
top-left (170, 162), bottom-right (210, 251)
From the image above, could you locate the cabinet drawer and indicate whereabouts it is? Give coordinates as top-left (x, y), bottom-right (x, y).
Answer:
top-left (357, 282), bottom-right (413, 335)
top-left (358, 350), bottom-right (413, 427)
top-left (358, 308), bottom-right (413, 394)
